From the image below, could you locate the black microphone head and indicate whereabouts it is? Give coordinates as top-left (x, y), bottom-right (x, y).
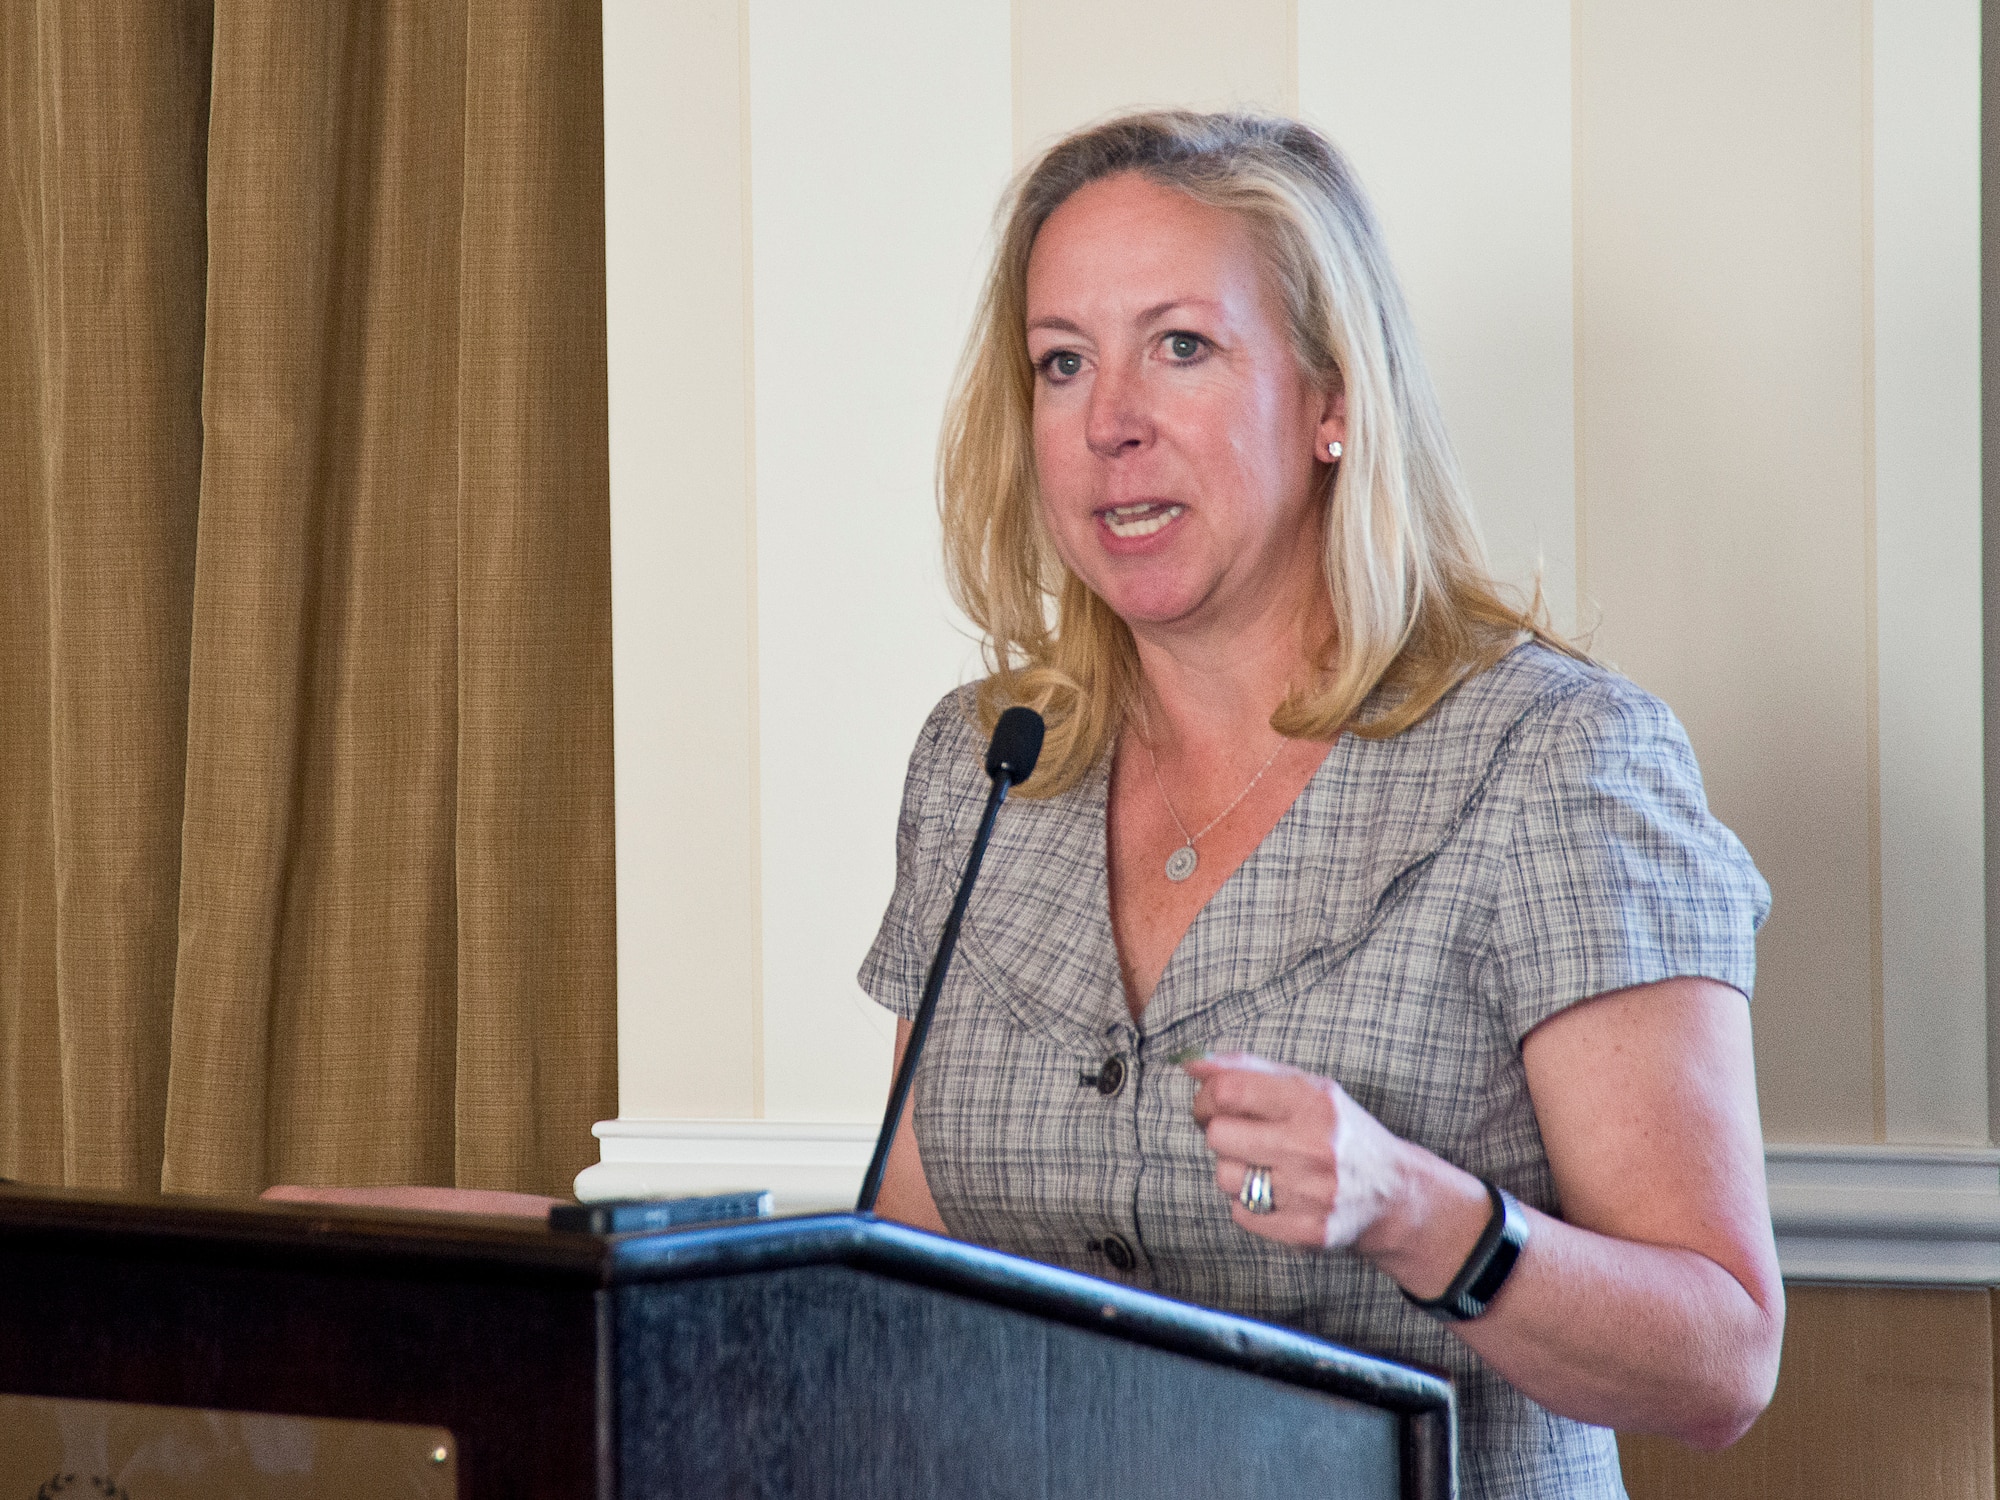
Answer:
top-left (986, 707), bottom-right (1045, 786)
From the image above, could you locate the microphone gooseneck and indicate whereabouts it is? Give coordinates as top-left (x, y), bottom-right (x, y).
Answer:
top-left (856, 707), bottom-right (1045, 1214)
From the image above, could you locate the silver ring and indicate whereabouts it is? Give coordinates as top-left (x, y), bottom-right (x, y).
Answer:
top-left (1238, 1164), bottom-right (1276, 1215)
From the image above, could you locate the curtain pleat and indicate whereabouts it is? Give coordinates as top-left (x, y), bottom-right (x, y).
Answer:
top-left (0, 3), bottom-right (65, 1189)
top-left (453, 0), bottom-right (617, 1191)
top-left (2, 1), bottom-right (213, 1190)
top-left (0, 1), bottom-right (615, 1198)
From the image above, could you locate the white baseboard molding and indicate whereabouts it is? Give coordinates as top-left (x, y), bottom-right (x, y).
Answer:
top-left (574, 1118), bottom-right (877, 1215)
top-left (578, 1123), bottom-right (2000, 1285)
top-left (1767, 1142), bottom-right (2000, 1285)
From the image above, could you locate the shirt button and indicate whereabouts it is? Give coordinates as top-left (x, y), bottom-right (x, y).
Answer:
top-left (1094, 1055), bottom-right (1126, 1097)
top-left (1094, 1234), bottom-right (1135, 1273)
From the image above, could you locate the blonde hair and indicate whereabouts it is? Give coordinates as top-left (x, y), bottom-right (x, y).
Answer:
top-left (939, 110), bottom-right (1579, 797)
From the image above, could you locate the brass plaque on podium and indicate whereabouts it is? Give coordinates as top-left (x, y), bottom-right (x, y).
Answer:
top-left (0, 1394), bottom-right (456, 1498)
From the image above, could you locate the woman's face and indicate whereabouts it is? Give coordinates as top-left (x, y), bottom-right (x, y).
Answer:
top-left (1024, 172), bottom-right (1343, 638)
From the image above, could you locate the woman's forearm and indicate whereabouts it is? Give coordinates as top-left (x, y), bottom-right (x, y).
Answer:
top-left (1458, 1210), bottom-right (1781, 1446)
top-left (1361, 1141), bottom-right (1782, 1447)
top-left (1188, 981), bottom-right (1785, 1448)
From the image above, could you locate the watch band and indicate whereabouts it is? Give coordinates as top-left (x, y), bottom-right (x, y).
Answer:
top-left (1401, 1179), bottom-right (1529, 1322)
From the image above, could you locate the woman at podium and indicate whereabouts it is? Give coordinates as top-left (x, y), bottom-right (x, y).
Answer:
top-left (863, 111), bottom-right (1781, 1500)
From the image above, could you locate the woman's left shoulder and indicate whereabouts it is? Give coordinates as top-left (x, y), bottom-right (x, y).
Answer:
top-left (1452, 642), bottom-right (1691, 768)
top-left (1464, 647), bottom-right (1772, 1009)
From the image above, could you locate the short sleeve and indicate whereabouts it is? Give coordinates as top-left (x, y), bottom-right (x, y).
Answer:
top-left (857, 695), bottom-right (963, 1022)
top-left (1477, 678), bottom-right (1771, 1043)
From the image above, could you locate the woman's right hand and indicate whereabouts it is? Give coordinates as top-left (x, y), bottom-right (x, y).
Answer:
top-left (1185, 1051), bottom-right (1494, 1280)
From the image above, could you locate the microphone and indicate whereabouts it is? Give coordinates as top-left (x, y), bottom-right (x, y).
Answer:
top-left (856, 706), bottom-right (1044, 1214)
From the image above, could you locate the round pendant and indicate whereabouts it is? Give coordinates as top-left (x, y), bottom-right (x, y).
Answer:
top-left (1164, 845), bottom-right (1198, 882)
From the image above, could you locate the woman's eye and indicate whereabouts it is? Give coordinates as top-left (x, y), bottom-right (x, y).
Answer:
top-left (1041, 351), bottom-right (1083, 379)
top-left (1164, 332), bottom-right (1204, 361)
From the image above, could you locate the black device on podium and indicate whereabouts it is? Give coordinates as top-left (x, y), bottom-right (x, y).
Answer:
top-left (0, 1186), bottom-right (1455, 1498)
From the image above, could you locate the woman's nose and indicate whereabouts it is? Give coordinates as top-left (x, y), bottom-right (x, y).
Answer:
top-left (1084, 361), bottom-right (1153, 458)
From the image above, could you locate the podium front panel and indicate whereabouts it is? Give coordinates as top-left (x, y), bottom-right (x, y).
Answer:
top-left (0, 1191), bottom-right (1453, 1499)
top-left (618, 1263), bottom-right (1400, 1500)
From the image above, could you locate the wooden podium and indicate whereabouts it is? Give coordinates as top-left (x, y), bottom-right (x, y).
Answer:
top-left (0, 1187), bottom-right (1455, 1498)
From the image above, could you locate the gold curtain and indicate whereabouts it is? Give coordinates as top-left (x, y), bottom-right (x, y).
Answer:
top-left (0, 1), bottom-right (616, 1197)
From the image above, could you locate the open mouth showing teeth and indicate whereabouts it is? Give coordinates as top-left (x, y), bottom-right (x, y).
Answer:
top-left (1099, 502), bottom-right (1185, 539)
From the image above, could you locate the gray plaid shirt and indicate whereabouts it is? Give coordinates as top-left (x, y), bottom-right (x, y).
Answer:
top-left (861, 644), bottom-right (1770, 1500)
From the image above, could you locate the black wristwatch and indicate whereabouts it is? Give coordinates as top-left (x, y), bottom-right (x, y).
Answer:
top-left (1401, 1180), bottom-right (1530, 1321)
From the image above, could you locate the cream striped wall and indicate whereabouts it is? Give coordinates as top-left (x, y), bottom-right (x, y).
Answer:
top-left (599, 3), bottom-right (1986, 1188)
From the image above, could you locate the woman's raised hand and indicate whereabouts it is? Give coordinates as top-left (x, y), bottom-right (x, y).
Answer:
top-left (1183, 1051), bottom-right (1419, 1254)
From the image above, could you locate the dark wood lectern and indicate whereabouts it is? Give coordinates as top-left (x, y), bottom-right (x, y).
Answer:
top-left (0, 1187), bottom-right (1455, 1498)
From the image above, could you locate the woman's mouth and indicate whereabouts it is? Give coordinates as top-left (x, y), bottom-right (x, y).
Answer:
top-left (1098, 502), bottom-right (1185, 539)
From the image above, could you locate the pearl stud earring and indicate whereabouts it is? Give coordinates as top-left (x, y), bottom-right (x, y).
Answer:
top-left (1327, 441), bottom-right (1343, 460)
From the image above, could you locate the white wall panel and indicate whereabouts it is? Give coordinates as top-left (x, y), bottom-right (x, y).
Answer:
top-left (1873, 0), bottom-right (1986, 1142)
top-left (604, 0), bottom-right (759, 1118)
top-left (1011, 0), bottom-right (1294, 161)
top-left (1297, 1), bottom-right (1576, 629)
top-left (1575, 0), bottom-right (1877, 1141)
top-left (747, 0), bottom-right (1012, 1121)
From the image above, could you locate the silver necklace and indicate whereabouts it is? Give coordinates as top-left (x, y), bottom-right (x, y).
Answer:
top-left (1139, 730), bottom-right (1287, 883)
